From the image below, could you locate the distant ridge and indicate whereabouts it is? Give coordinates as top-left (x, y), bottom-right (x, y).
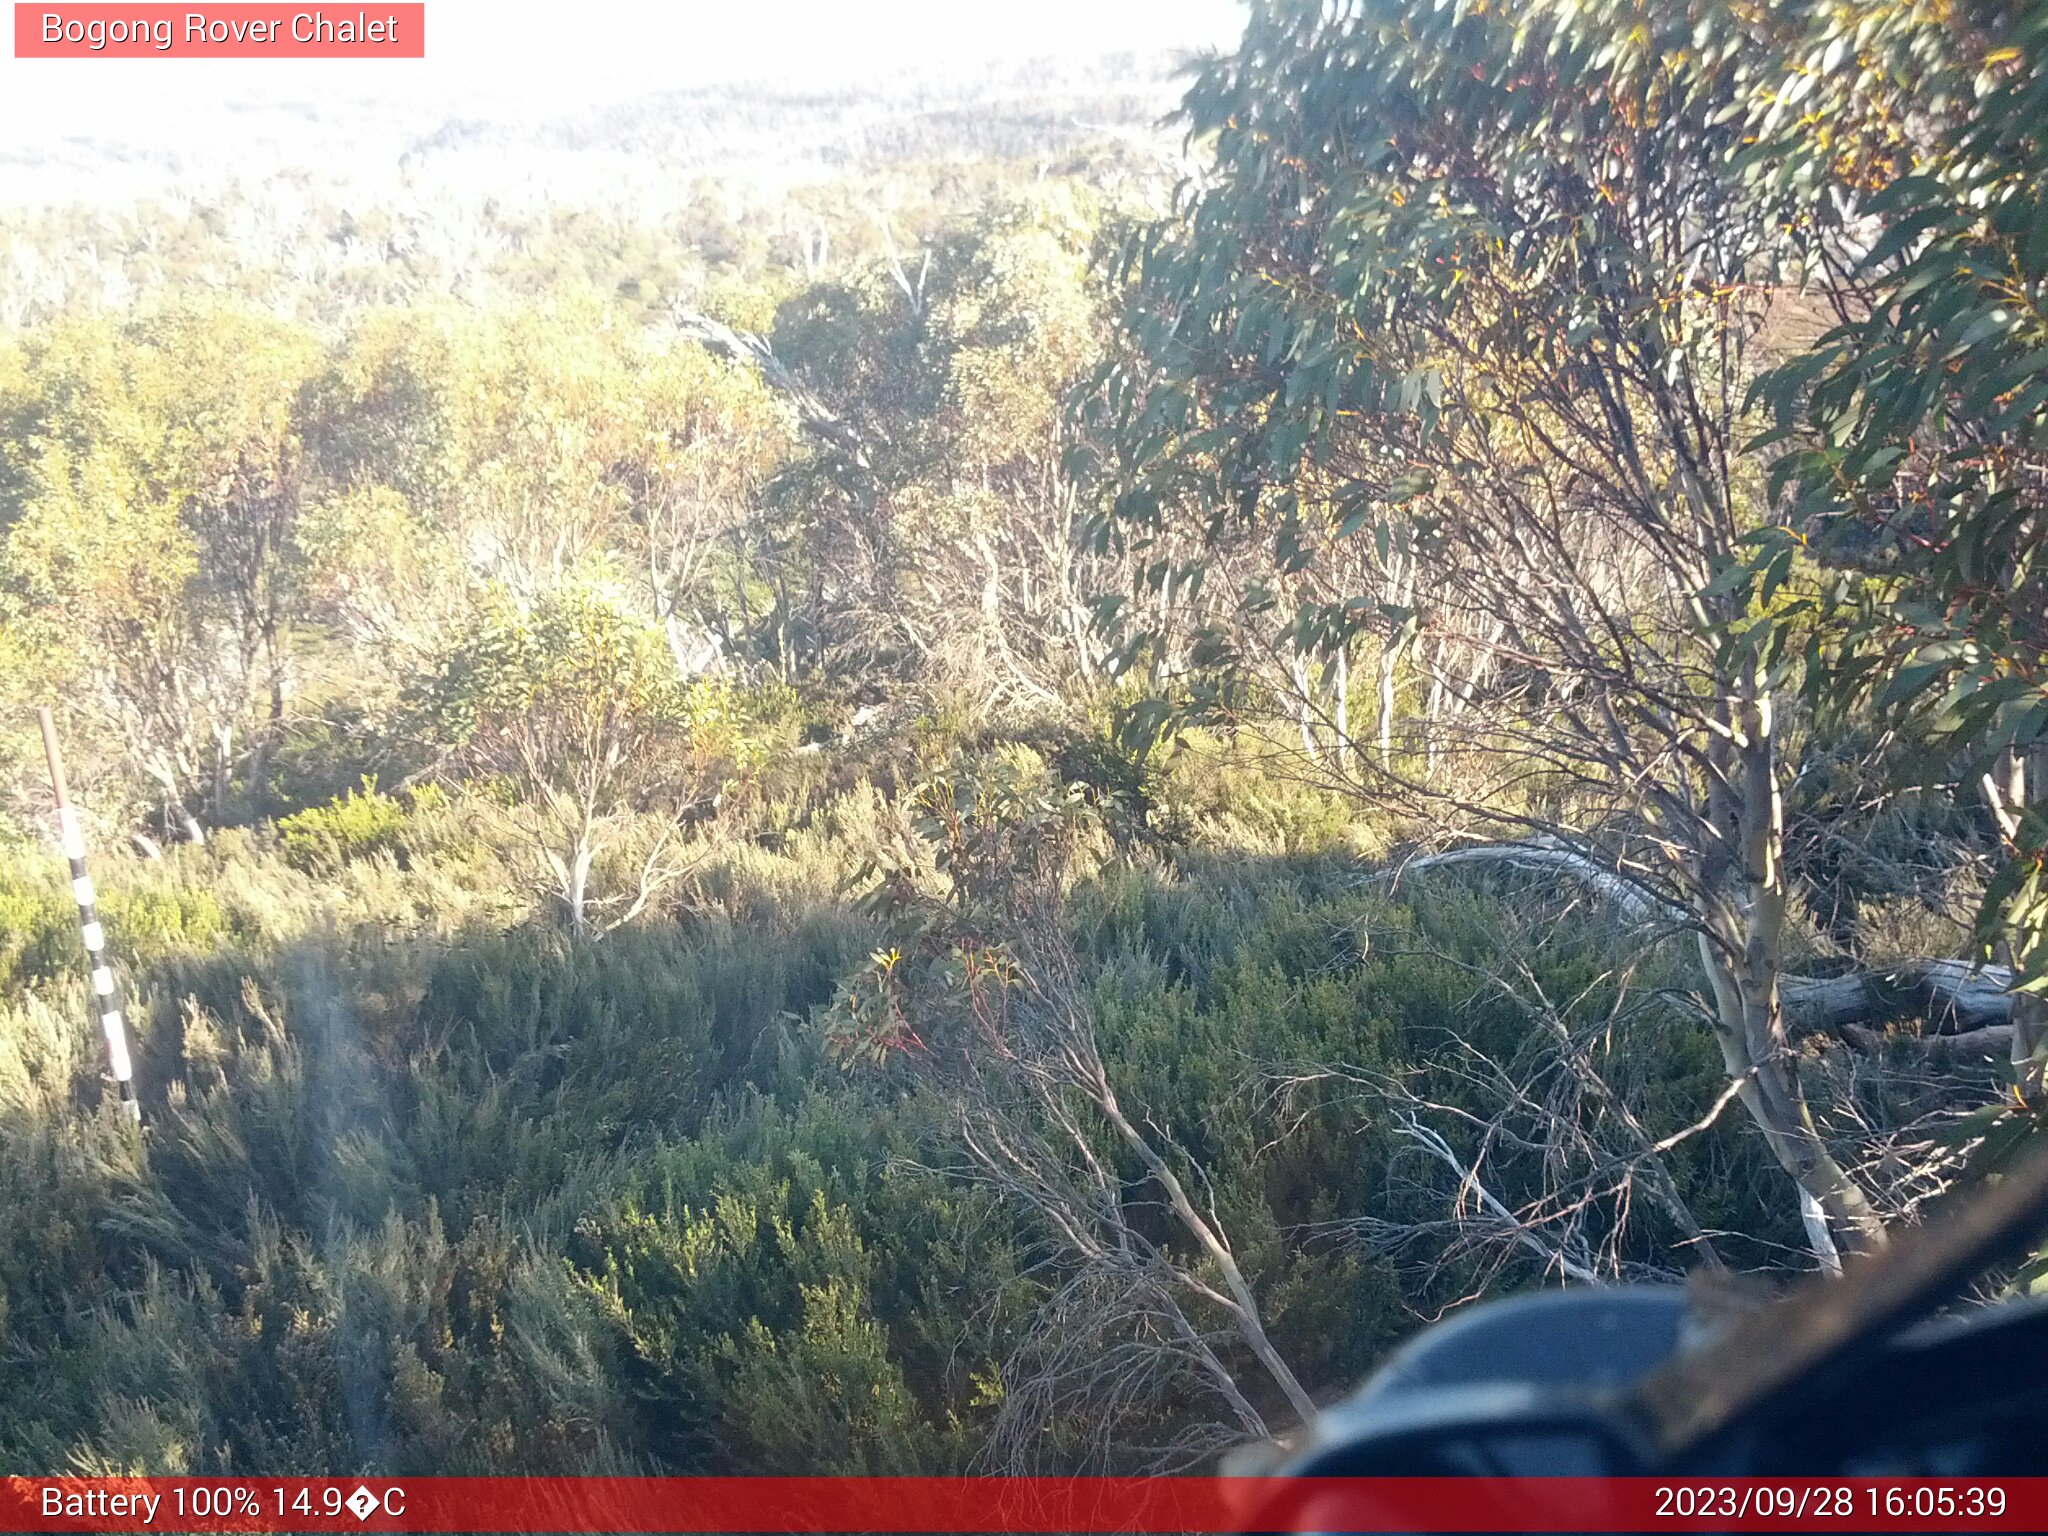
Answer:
top-left (0, 51), bottom-right (1197, 210)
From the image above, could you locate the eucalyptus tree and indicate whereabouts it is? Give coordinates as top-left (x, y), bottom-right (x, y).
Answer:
top-left (899, 193), bottom-right (1121, 706)
top-left (693, 191), bottom-right (1128, 703)
top-left (302, 299), bottom-right (796, 694)
top-left (1756, 5), bottom-right (2048, 1098)
top-left (1082, 0), bottom-right (1891, 1262)
top-left (613, 338), bottom-right (796, 681)
top-left (421, 580), bottom-right (712, 936)
top-left (0, 304), bottom-right (320, 833)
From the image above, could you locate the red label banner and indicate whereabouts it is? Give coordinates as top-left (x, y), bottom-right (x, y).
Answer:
top-left (0, 1476), bottom-right (2042, 1533)
top-left (13, 5), bottom-right (424, 57)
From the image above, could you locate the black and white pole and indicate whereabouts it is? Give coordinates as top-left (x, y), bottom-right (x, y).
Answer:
top-left (38, 706), bottom-right (140, 1123)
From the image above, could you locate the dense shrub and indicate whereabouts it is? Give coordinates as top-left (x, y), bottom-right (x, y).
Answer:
top-left (0, 863), bottom-right (76, 992)
top-left (0, 762), bottom-right (1810, 1477)
top-left (277, 781), bottom-right (411, 873)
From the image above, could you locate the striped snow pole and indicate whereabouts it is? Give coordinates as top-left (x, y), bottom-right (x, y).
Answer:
top-left (37, 707), bottom-right (140, 1122)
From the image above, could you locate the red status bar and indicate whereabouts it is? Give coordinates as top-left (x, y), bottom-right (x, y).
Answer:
top-left (14, 6), bottom-right (424, 58)
top-left (0, 1477), bottom-right (2041, 1533)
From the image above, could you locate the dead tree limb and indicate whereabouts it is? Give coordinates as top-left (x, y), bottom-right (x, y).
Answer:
top-left (1401, 838), bottom-right (1682, 922)
top-left (1407, 839), bottom-right (2017, 1043)
top-left (669, 310), bottom-right (869, 468)
top-left (1782, 962), bottom-right (2015, 1035)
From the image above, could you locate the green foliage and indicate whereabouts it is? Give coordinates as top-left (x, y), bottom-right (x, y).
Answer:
top-left (1080, 0), bottom-right (1824, 678)
top-left (8, 4), bottom-right (2046, 1474)
top-left (276, 781), bottom-right (410, 874)
top-left (0, 793), bottom-right (889, 1474)
top-left (1755, 6), bottom-right (2048, 1006)
top-left (0, 303), bottom-right (324, 822)
top-left (0, 862), bottom-right (77, 993)
top-left (1732, 3), bottom-right (2048, 1222)
top-left (428, 583), bottom-right (672, 755)
top-left (0, 756), bottom-right (1801, 1475)
top-left (99, 884), bottom-right (227, 957)
top-left (1158, 737), bottom-right (1366, 857)
top-left (573, 1181), bottom-right (969, 1473)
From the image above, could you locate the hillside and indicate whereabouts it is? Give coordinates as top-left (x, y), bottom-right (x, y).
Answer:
top-left (2, 0), bottom-right (2045, 1485)
top-left (0, 52), bottom-right (1194, 211)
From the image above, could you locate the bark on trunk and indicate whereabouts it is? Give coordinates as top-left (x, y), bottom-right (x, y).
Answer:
top-left (1333, 645), bottom-right (1351, 772)
top-left (211, 723), bottom-right (233, 817)
top-left (1696, 685), bottom-right (1884, 1263)
top-left (546, 840), bottom-right (596, 935)
top-left (1695, 928), bottom-right (1883, 1264)
top-left (1289, 655), bottom-right (1321, 762)
top-left (568, 843), bottom-right (592, 934)
top-left (1406, 690), bottom-right (1893, 1263)
top-left (1376, 628), bottom-right (1404, 769)
top-left (1982, 746), bottom-right (2048, 1098)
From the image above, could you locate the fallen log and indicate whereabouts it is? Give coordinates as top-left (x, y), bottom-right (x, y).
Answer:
top-left (1781, 961), bottom-right (2015, 1035)
top-left (1403, 838), bottom-right (2017, 1046)
top-left (1904, 1022), bottom-right (2015, 1061)
top-left (1402, 839), bottom-right (1681, 922)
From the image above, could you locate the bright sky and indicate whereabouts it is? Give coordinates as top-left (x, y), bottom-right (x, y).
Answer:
top-left (0, 0), bottom-right (1250, 138)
